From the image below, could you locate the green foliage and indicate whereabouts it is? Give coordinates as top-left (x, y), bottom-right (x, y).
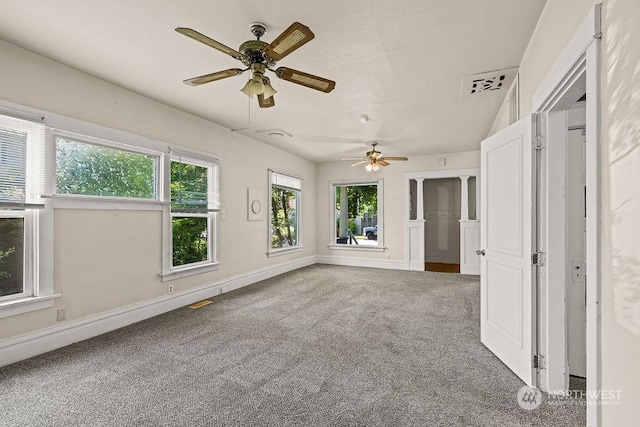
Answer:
top-left (271, 187), bottom-right (298, 248)
top-left (336, 185), bottom-right (377, 219)
top-left (172, 216), bottom-right (208, 266)
top-left (56, 139), bottom-right (156, 198)
top-left (171, 161), bottom-right (208, 208)
top-left (55, 146), bottom-right (212, 268)
top-left (0, 218), bottom-right (24, 297)
top-left (171, 161), bottom-right (210, 266)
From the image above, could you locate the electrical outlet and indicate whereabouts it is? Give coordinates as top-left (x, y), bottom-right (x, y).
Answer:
top-left (168, 285), bottom-right (174, 294)
top-left (57, 308), bottom-right (66, 321)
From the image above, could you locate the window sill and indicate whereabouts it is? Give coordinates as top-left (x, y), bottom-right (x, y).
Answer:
top-left (0, 293), bottom-right (61, 319)
top-left (160, 262), bottom-right (220, 282)
top-left (267, 246), bottom-right (304, 258)
top-left (327, 244), bottom-right (386, 252)
top-left (45, 194), bottom-right (166, 211)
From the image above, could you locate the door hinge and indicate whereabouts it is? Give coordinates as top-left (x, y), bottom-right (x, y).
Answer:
top-left (532, 251), bottom-right (546, 266)
top-left (533, 135), bottom-right (546, 150)
top-left (532, 354), bottom-right (546, 369)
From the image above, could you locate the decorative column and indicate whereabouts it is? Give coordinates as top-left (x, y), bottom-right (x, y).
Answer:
top-left (460, 175), bottom-right (470, 221)
top-left (459, 175), bottom-right (480, 275)
top-left (416, 178), bottom-right (425, 221)
top-left (408, 178), bottom-right (426, 271)
top-left (475, 176), bottom-right (481, 221)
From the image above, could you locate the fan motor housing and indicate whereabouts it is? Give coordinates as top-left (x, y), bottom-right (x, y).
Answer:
top-left (239, 40), bottom-right (275, 68)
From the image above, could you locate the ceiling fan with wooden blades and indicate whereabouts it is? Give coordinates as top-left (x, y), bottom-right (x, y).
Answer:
top-left (176, 22), bottom-right (336, 108)
top-left (342, 142), bottom-right (408, 171)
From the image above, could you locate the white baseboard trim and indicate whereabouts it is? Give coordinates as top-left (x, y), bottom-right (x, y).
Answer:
top-left (316, 255), bottom-right (407, 270)
top-left (0, 256), bottom-right (316, 368)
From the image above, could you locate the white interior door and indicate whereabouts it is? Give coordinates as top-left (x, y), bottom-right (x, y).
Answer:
top-left (480, 115), bottom-right (536, 386)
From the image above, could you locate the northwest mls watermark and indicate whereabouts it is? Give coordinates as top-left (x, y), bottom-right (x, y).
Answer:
top-left (517, 386), bottom-right (623, 410)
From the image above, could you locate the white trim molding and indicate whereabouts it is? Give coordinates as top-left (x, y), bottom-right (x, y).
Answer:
top-left (0, 256), bottom-right (315, 368)
top-left (316, 255), bottom-right (406, 271)
top-left (404, 168), bottom-right (480, 272)
top-left (531, 5), bottom-right (601, 426)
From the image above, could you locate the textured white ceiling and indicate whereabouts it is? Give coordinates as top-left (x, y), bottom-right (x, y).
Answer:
top-left (0, 0), bottom-right (546, 162)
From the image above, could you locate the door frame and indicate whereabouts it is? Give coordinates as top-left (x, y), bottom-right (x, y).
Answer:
top-left (403, 168), bottom-right (480, 271)
top-left (532, 4), bottom-right (601, 425)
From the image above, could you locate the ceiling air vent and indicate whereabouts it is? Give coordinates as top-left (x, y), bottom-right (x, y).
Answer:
top-left (461, 67), bottom-right (518, 98)
top-left (256, 128), bottom-right (293, 138)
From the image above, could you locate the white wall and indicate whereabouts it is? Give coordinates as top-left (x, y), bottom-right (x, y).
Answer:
top-left (0, 39), bottom-right (317, 340)
top-left (316, 151), bottom-right (480, 263)
top-left (489, 0), bottom-right (640, 424)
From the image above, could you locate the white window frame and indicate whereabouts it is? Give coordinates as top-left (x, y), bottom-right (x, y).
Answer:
top-left (268, 170), bottom-right (303, 257)
top-left (0, 211), bottom-right (33, 303)
top-left (0, 113), bottom-right (56, 319)
top-left (52, 130), bottom-right (162, 207)
top-left (328, 179), bottom-right (385, 252)
top-left (161, 150), bottom-right (220, 281)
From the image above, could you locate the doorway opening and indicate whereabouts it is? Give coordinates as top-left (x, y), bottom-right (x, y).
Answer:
top-left (422, 177), bottom-right (476, 273)
top-left (404, 169), bottom-right (480, 273)
top-left (531, 7), bottom-right (600, 423)
top-left (566, 101), bottom-right (587, 388)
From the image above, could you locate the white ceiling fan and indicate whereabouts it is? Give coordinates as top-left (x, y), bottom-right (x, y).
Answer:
top-left (342, 142), bottom-right (408, 171)
top-left (176, 22), bottom-right (336, 108)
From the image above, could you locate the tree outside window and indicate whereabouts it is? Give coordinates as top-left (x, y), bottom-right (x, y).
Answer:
top-left (171, 160), bottom-right (211, 267)
top-left (332, 181), bottom-right (383, 247)
top-left (269, 171), bottom-right (301, 252)
top-left (56, 137), bottom-right (157, 199)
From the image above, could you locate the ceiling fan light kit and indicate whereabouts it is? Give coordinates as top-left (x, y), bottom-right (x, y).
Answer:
top-left (342, 142), bottom-right (409, 171)
top-left (176, 21), bottom-right (335, 108)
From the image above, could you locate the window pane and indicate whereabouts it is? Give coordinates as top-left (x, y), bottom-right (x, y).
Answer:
top-left (171, 161), bottom-right (208, 209)
top-left (0, 128), bottom-right (27, 202)
top-left (56, 138), bottom-right (156, 198)
top-left (335, 184), bottom-right (378, 246)
top-left (271, 187), bottom-right (298, 248)
top-left (172, 216), bottom-right (208, 266)
top-left (0, 217), bottom-right (24, 297)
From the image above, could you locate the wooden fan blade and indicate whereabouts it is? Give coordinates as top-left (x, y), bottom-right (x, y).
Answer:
top-left (257, 93), bottom-right (275, 108)
top-left (351, 161), bottom-right (368, 167)
top-left (341, 157), bottom-right (366, 161)
top-left (176, 27), bottom-right (243, 60)
top-left (264, 22), bottom-right (314, 61)
top-left (377, 159), bottom-right (390, 166)
top-left (275, 67), bottom-right (336, 93)
top-left (183, 68), bottom-right (244, 86)
top-left (380, 156), bottom-right (408, 161)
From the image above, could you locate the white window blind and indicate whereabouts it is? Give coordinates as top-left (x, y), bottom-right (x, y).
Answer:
top-left (0, 115), bottom-right (45, 207)
top-left (170, 152), bottom-right (220, 213)
top-left (270, 171), bottom-right (301, 191)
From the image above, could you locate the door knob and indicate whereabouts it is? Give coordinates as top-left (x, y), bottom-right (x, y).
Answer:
top-left (476, 249), bottom-right (486, 256)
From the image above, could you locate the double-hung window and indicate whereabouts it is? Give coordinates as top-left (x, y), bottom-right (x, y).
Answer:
top-left (0, 113), bottom-right (52, 316)
top-left (163, 151), bottom-right (219, 278)
top-left (269, 170), bottom-right (302, 255)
